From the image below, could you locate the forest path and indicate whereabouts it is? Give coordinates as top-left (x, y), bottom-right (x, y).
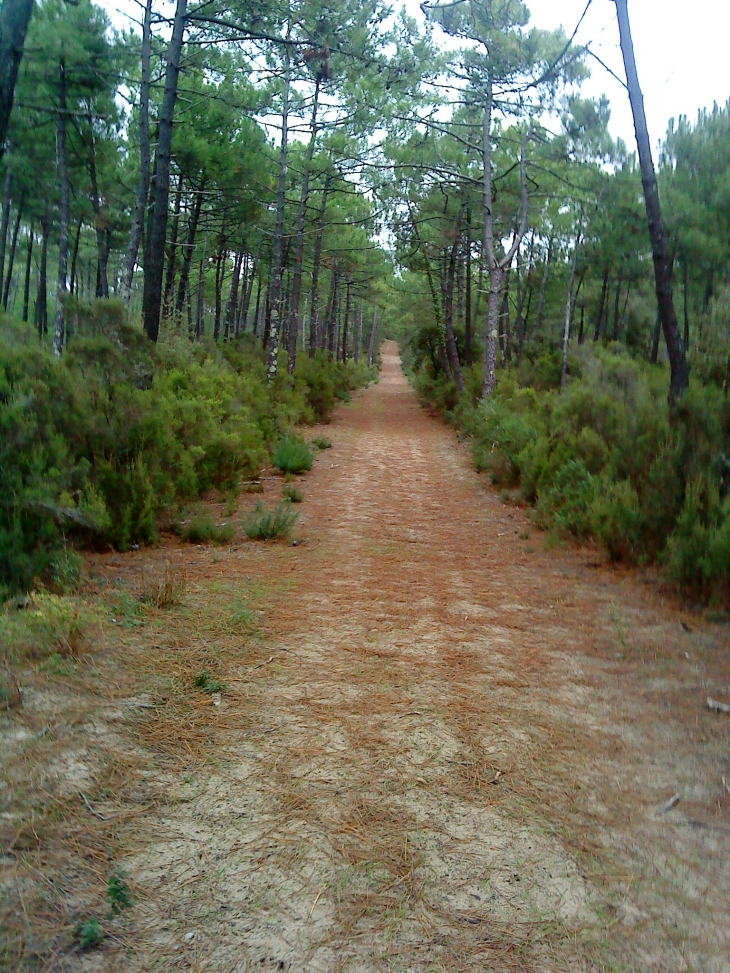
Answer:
top-left (18, 343), bottom-right (729, 972)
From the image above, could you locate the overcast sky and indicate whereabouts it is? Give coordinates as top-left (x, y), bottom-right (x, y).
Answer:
top-left (494, 0), bottom-right (730, 148)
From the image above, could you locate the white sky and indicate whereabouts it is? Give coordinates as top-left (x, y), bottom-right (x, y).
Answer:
top-left (493, 0), bottom-right (730, 149)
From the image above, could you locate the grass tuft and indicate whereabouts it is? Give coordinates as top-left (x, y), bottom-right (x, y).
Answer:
top-left (107, 869), bottom-right (132, 914)
top-left (282, 484), bottom-right (304, 503)
top-left (75, 917), bottom-right (104, 950)
top-left (139, 560), bottom-right (186, 609)
top-left (176, 508), bottom-right (235, 544)
top-left (242, 500), bottom-right (299, 541)
top-left (310, 435), bottom-right (333, 450)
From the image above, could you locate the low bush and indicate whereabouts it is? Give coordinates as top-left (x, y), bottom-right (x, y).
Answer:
top-left (272, 435), bottom-right (313, 475)
top-left (176, 509), bottom-right (235, 544)
top-left (242, 500), bottom-right (299, 540)
top-left (0, 593), bottom-right (97, 664)
top-left (310, 435), bottom-right (332, 450)
top-left (415, 342), bottom-right (730, 602)
top-left (194, 670), bottom-right (224, 694)
top-left (138, 560), bottom-right (187, 609)
top-left (282, 484), bottom-right (304, 503)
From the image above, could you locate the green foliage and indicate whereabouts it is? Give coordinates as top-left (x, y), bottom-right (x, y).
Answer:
top-left (242, 500), bottom-right (299, 541)
top-left (176, 509), bottom-right (235, 544)
top-left (282, 484), bottom-right (304, 503)
top-left (106, 870), bottom-right (132, 914)
top-left (194, 671), bottom-right (224, 694)
top-left (272, 436), bottom-right (314, 475)
top-left (74, 917), bottom-right (104, 950)
top-left (0, 594), bottom-right (95, 664)
top-left (419, 344), bottom-right (730, 600)
top-left (310, 435), bottom-right (333, 450)
top-left (1, 309), bottom-right (369, 596)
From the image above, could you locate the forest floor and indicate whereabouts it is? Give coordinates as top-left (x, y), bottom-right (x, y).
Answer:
top-left (3, 341), bottom-right (730, 973)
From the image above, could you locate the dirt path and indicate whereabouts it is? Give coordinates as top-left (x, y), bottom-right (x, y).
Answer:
top-left (4, 342), bottom-right (730, 972)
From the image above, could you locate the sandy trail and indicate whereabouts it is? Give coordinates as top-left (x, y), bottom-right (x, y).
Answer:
top-left (4, 342), bottom-right (730, 972)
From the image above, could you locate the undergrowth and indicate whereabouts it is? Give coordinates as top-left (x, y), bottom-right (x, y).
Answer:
top-left (242, 499), bottom-right (299, 540)
top-left (413, 344), bottom-right (730, 603)
top-left (0, 302), bottom-right (373, 597)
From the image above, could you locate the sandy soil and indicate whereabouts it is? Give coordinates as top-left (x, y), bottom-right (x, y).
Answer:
top-left (2, 342), bottom-right (730, 972)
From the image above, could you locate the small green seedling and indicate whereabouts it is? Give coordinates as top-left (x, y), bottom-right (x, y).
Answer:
top-left (107, 869), bottom-right (132, 914)
top-left (194, 671), bottom-right (223, 694)
top-left (75, 917), bottom-right (104, 950)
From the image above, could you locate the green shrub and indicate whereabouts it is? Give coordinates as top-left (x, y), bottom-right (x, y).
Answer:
top-left (272, 435), bottom-right (313, 475)
top-left (242, 500), bottom-right (299, 540)
top-left (0, 593), bottom-right (96, 664)
top-left (311, 435), bottom-right (332, 450)
top-left (194, 671), bottom-right (224, 694)
top-left (74, 917), bottom-right (104, 950)
top-left (176, 509), bottom-right (235, 544)
top-left (536, 459), bottom-right (596, 537)
top-left (107, 869), bottom-right (132, 914)
top-left (282, 484), bottom-right (304, 503)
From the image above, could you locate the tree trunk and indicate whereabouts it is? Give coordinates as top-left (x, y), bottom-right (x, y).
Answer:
top-left (0, 167), bottom-right (11, 299)
top-left (2, 190), bottom-right (22, 308)
top-left (578, 304), bottom-right (585, 344)
top-left (223, 250), bottom-right (242, 341)
top-left (326, 265), bottom-right (338, 359)
top-left (367, 309), bottom-right (378, 365)
top-left (0, 0), bottom-right (34, 163)
top-left (561, 230), bottom-right (582, 388)
top-left (499, 265), bottom-right (511, 364)
top-left (195, 251), bottom-right (205, 338)
top-left (614, 0), bottom-right (688, 402)
top-left (141, 0), bottom-right (187, 343)
top-left (266, 60), bottom-right (290, 381)
top-left (69, 217), bottom-right (82, 294)
top-left (650, 309), bottom-right (661, 364)
top-left (121, 0), bottom-right (152, 300)
top-left (53, 59), bottom-right (70, 356)
top-left (213, 245), bottom-right (224, 341)
top-left (87, 125), bottom-right (110, 299)
top-left (340, 276), bottom-right (351, 362)
top-left (612, 273), bottom-right (622, 341)
top-left (353, 302), bottom-right (361, 362)
top-left (533, 233), bottom-right (553, 333)
top-left (444, 224), bottom-right (464, 391)
top-left (175, 178), bottom-right (205, 321)
top-left (252, 271), bottom-right (262, 336)
top-left (36, 203), bottom-right (50, 338)
top-left (22, 219), bottom-right (32, 321)
top-left (163, 172), bottom-right (184, 317)
top-left (481, 79), bottom-right (531, 397)
top-left (683, 260), bottom-right (689, 351)
top-left (465, 204), bottom-right (472, 366)
top-left (287, 77), bottom-right (320, 373)
top-left (594, 266), bottom-right (609, 340)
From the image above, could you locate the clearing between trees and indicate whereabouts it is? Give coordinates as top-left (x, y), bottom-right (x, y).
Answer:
top-left (2, 342), bottom-right (730, 972)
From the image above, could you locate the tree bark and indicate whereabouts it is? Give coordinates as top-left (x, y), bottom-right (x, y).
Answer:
top-left (163, 172), bottom-right (184, 317)
top-left (36, 203), bottom-right (50, 338)
top-left (213, 245), bottom-right (224, 341)
top-left (367, 309), bottom-right (378, 365)
top-left (612, 273), bottom-right (622, 341)
top-left (499, 264), bottom-right (511, 364)
top-left (614, 0), bottom-right (688, 401)
top-left (341, 276), bottom-right (351, 362)
top-left (444, 222), bottom-right (464, 391)
top-left (594, 266), bottom-right (609, 340)
top-left (69, 217), bottom-right (82, 295)
top-left (175, 178), bottom-right (205, 321)
top-left (266, 59), bottom-right (290, 381)
top-left (561, 229), bottom-right (582, 388)
top-left (223, 249), bottom-right (242, 341)
top-left (325, 264), bottom-right (338, 358)
top-left (53, 59), bottom-right (70, 356)
top-left (0, 166), bottom-right (11, 298)
top-left (0, 0), bottom-right (34, 162)
top-left (481, 78), bottom-right (531, 397)
top-left (22, 219), bottom-right (32, 321)
top-left (287, 77), bottom-right (320, 373)
top-left (142, 0), bottom-right (187, 343)
top-left (2, 190), bottom-right (22, 308)
top-left (88, 125), bottom-right (110, 299)
top-left (533, 232), bottom-right (553, 334)
top-left (465, 204), bottom-right (473, 367)
top-left (121, 0), bottom-right (152, 300)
